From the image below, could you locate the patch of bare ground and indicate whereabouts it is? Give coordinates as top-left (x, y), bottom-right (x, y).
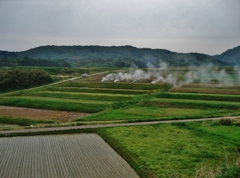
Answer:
top-left (0, 106), bottom-right (90, 122)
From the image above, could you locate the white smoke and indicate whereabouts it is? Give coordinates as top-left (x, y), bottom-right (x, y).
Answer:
top-left (185, 64), bottom-right (236, 87)
top-left (234, 66), bottom-right (240, 83)
top-left (101, 62), bottom-right (240, 88)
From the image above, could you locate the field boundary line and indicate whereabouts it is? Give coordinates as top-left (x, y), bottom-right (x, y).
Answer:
top-left (0, 116), bottom-right (239, 135)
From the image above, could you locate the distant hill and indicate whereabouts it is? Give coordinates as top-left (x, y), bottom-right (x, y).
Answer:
top-left (213, 46), bottom-right (240, 65)
top-left (1, 45), bottom-right (238, 67)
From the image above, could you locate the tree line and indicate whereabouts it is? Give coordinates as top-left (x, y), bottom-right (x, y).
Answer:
top-left (0, 69), bottom-right (52, 89)
top-left (0, 57), bottom-right (71, 67)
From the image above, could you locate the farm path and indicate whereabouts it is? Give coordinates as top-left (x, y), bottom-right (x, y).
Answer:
top-left (0, 116), bottom-right (239, 135)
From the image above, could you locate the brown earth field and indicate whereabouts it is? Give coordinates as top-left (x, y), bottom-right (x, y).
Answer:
top-left (0, 106), bottom-right (90, 122)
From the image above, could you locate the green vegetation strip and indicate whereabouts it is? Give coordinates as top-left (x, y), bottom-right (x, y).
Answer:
top-left (143, 98), bottom-right (240, 109)
top-left (44, 87), bottom-right (153, 94)
top-left (56, 82), bottom-right (161, 90)
top-left (75, 107), bottom-right (231, 122)
top-left (17, 91), bottom-right (135, 101)
top-left (0, 116), bottom-right (55, 126)
top-left (156, 92), bottom-right (240, 102)
top-left (169, 87), bottom-right (240, 95)
top-left (0, 97), bottom-right (109, 113)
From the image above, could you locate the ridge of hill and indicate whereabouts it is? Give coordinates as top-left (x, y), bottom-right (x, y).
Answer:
top-left (213, 46), bottom-right (240, 65)
top-left (0, 45), bottom-right (239, 67)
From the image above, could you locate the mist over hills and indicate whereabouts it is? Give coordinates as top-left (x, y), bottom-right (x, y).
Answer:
top-left (0, 45), bottom-right (239, 67)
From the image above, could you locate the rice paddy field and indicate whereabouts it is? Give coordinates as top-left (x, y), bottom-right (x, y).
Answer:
top-left (0, 67), bottom-right (240, 177)
top-left (1, 69), bottom-right (240, 122)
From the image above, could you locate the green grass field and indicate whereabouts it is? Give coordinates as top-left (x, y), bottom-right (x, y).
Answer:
top-left (98, 120), bottom-right (240, 177)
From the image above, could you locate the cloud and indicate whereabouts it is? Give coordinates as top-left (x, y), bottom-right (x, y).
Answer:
top-left (0, 0), bottom-right (239, 54)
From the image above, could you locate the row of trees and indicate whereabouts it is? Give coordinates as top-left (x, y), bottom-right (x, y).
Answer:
top-left (0, 57), bottom-right (71, 67)
top-left (0, 69), bottom-right (52, 89)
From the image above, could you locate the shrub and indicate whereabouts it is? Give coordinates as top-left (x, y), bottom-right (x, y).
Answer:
top-left (0, 69), bottom-right (52, 89)
top-left (220, 118), bottom-right (232, 126)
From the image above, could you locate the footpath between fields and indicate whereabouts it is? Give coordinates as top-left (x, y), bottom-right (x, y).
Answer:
top-left (0, 116), bottom-right (239, 135)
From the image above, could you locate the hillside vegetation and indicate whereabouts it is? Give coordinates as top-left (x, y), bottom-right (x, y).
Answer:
top-left (1, 45), bottom-right (237, 67)
top-left (0, 69), bottom-right (52, 90)
top-left (214, 46), bottom-right (240, 65)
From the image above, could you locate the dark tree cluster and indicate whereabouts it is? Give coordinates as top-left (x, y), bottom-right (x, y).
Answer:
top-left (0, 69), bottom-right (52, 89)
top-left (0, 56), bottom-right (71, 67)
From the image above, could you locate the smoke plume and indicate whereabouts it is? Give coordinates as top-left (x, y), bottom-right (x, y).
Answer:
top-left (101, 62), bottom-right (240, 88)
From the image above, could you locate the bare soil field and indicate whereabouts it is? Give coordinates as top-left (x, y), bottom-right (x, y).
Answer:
top-left (0, 134), bottom-right (139, 178)
top-left (0, 106), bottom-right (89, 122)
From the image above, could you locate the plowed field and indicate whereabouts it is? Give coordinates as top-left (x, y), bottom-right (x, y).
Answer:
top-left (0, 134), bottom-right (139, 178)
top-left (0, 106), bottom-right (89, 122)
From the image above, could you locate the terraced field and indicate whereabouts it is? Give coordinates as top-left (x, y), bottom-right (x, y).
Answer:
top-left (0, 73), bottom-right (161, 114)
top-left (1, 69), bottom-right (240, 123)
top-left (0, 68), bottom-right (240, 177)
top-left (0, 134), bottom-right (139, 178)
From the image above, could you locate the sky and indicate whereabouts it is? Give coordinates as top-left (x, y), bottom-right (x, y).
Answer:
top-left (0, 0), bottom-right (239, 55)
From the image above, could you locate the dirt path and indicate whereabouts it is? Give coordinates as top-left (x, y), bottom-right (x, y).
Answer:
top-left (1, 116), bottom-right (239, 135)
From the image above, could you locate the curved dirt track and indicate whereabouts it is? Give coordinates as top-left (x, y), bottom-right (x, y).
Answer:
top-left (0, 116), bottom-right (239, 135)
top-left (0, 134), bottom-right (139, 178)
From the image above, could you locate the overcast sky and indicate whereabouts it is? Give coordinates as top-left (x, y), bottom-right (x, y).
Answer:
top-left (0, 0), bottom-right (239, 55)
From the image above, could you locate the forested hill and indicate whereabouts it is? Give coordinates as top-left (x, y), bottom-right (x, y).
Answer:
top-left (213, 46), bottom-right (240, 65)
top-left (0, 45), bottom-right (239, 67)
